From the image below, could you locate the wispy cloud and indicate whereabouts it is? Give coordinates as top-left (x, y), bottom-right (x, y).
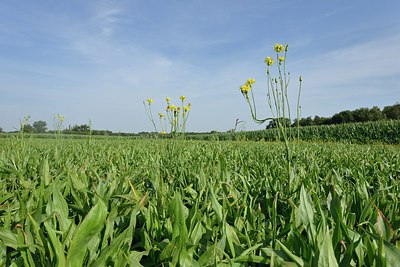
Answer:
top-left (291, 33), bottom-right (400, 116)
top-left (300, 33), bottom-right (400, 89)
top-left (90, 1), bottom-right (124, 37)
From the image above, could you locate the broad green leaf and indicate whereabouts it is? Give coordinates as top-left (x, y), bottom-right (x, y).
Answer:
top-left (90, 230), bottom-right (129, 266)
top-left (0, 228), bottom-right (18, 249)
top-left (209, 186), bottom-right (223, 223)
top-left (225, 222), bottom-right (240, 258)
top-left (27, 214), bottom-right (45, 252)
top-left (367, 231), bottom-right (400, 266)
top-left (159, 239), bottom-right (180, 264)
top-left (171, 193), bottom-right (187, 241)
top-left (53, 187), bottom-right (71, 232)
top-left (299, 185), bottom-right (315, 237)
top-left (239, 243), bottom-right (262, 257)
top-left (198, 236), bottom-right (226, 266)
top-left (125, 250), bottom-right (150, 267)
top-left (41, 157), bottom-right (51, 186)
top-left (276, 240), bottom-right (304, 267)
top-left (44, 222), bottom-right (66, 267)
top-left (384, 239), bottom-right (400, 266)
top-left (66, 199), bottom-right (107, 267)
top-left (318, 229), bottom-right (338, 267)
top-left (190, 220), bottom-right (204, 245)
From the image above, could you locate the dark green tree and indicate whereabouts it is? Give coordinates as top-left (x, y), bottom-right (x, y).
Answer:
top-left (23, 124), bottom-right (35, 133)
top-left (299, 116), bottom-right (314, 126)
top-left (33, 120), bottom-right (47, 133)
top-left (70, 124), bottom-right (90, 132)
top-left (266, 118), bottom-right (291, 129)
top-left (368, 106), bottom-right (385, 121)
top-left (331, 110), bottom-right (353, 124)
top-left (383, 103), bottom-right (400, 119)
top-left (313, 116), bottom-right (331, 125)
top-left (353, 108), bottom-right (370, 122)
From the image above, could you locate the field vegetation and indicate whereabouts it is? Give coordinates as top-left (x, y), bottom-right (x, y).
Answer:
top-left (0, 137), bottom-right (399, 266)
top-left (188, 120), bottom-right (400, 145)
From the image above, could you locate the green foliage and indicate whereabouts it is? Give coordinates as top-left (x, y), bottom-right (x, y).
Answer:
top-left (189, 120), bottom-right (400, 144)
top-left (32, 121), bottom-right (47, 133)
top-left (383, 103), bottom-right (400, 120)
top-left (0, 137), bottom-right (399, 265)
top-left (295, 103), bottom-right (398, 126)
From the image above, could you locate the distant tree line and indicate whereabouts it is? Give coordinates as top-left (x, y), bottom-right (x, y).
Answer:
top-left (17, 120), bottom-right (48, 133)
top-left (1, 103), bottom-right (398, 134)
top-left (61, 124), bottom-right (112, 136)
top-left (266, 103), bottom-right (400, 129)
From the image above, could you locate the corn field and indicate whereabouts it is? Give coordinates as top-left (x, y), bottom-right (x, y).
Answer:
top-left (189, 120), bottom-right (400, 144)
top-left (1, 137), bottom-right (400, 266)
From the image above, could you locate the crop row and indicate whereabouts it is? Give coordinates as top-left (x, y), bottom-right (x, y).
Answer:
top-left (188, 120), bottom-right (400, 144)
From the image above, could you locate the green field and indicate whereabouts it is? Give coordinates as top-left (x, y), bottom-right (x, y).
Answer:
top-left (1, 137), bottom-right (400, 266)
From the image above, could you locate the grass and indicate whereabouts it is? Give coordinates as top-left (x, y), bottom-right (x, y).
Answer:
top-left (0, 137), bottom-right (400, 266)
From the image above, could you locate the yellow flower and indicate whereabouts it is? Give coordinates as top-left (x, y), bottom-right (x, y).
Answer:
top-left (180, 95), bottom-right (186, 101)
top-left (165, 97), bottom-right (170, 103)
top-left (170, 105), bottom-right (177, 111)
top-left (279, 56), bottom-right (285, 64)
top-left (265, 56), bottom-right (274, 66)
top-left (161, 131), bottom-right (167, 135)
top-left (184, 106), bottom-right (190, 112)
top-left (147, 98), bottom-right (153, 104)
top-left (240, 84), bottom-right (251, 94)
top-left (246, 78), bottom-right (255, 85)
top-left (158, 113), bottom-right (164, 119)
top-left (188, 103), bottom-right (191, 107)
top-left (274, 43), bottom-right (284, 53)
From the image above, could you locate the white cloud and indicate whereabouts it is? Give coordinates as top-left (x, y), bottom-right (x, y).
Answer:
top-left (290, 33), bottom-right (400, 116)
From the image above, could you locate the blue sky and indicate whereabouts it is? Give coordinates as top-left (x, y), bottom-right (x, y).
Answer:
top-left (1, 0), bottom-right (399, 132)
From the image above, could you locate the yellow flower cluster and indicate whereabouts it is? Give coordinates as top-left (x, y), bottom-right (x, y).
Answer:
top-left (274, 43), bottom-right (284, 53)
top-left (240, 78), bottom-right (255, 95)
top-left (240, 85), bottom-right (250, 94)
top-left (247, 78), bottom-right (255, 85)
top-left (265, 56), bottom-right (274, 66)
top-left (167, 104), bottom-right (177, 111)
top-left (144, 95), bottom-right (192, 135)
